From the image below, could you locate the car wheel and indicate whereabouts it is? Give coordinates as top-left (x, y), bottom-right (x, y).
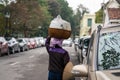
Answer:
top-left (7, 49), bottom-right (10, 55)
top-left (22, 47), bottom-right (25, 52)
top-left (0, 50), bottom-right (2, 56)
top-left (26, 47), bottom-right (29, 51)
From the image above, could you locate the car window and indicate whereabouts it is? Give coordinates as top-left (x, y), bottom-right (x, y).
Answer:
top-left (98, 31), bottom-right (120, 70)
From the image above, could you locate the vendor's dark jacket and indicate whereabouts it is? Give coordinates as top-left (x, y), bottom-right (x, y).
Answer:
top-left (45, 37), bottom-right (70, 73)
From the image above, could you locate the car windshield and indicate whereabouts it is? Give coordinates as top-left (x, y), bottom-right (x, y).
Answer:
top-left (98, 31), bottom-right (120, 70)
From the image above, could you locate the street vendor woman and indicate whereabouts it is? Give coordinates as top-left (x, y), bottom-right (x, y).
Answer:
top-left (45, 36), bottom-right (70, 80)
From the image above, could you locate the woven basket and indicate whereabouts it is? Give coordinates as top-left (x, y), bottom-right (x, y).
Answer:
top-left (62, 61), bottom-right (74, 80)
top-left (48, 28), bottom-right (71, 39)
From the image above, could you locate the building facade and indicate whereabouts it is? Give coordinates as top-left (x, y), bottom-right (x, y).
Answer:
top-left (79, 13), bottom-right (95, 37)
top-left (104, 0), bottom-right (120, 26)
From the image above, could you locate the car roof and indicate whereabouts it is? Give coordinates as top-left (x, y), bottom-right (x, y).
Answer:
top-left (93, 24), bottom-right (120, 34)
top-left (100, 24), bottom-right (120, 34)
top-left (102, 24), bottom-right (120, 28)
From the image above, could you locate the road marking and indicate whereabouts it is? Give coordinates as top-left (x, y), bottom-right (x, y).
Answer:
top-left (10, 62), bottom-right (20, 66)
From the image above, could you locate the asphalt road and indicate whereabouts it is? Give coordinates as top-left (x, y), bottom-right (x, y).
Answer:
top-left (0, 45), bottom-right (80, 80)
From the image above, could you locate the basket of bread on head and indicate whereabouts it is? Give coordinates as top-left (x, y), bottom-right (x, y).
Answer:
top-left (48, 15), bottom-right (71, 39)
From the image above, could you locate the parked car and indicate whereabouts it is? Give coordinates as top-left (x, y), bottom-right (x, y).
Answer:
top-left (29, 38), bottom-right (37, 49)
top-left (82, 36), bottom-right (90, 58)
top-left (17, 38), bottom-right (29, 52)
top-left (71, 25), bottom-right (120, 80)
top-left (34, 37), bottom-right (42, 47)
top-left (76, 36), bottom-right (90, 63)
top-left (74, 37), bottom-right (79, 51)
top-left (5, 37), bottom-right (20, 53)
top-left (0, 37), bottom-right (9, 56)
top-left (62, 38), bottom-right (72, 47)
top-left (39, 37), bottom-right (45, 46)
top-left (23, 38), bottom-right (33, 49)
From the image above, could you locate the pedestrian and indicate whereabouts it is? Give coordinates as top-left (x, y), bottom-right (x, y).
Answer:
top-left (45, 36), bottom-right (70, 80)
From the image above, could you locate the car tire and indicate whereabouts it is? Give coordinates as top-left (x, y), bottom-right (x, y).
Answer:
top-left (7, 49), bottom-right (10, 55)
top-left (26, 47), bottom-right (29, 51)
top-left (22, 47), bottom-right (24, 52)
top-left (0, 49), bottom-right (2, 56)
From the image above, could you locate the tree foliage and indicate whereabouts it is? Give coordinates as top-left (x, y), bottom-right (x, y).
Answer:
top-left (47, 0), bottom-right (73, 21)
top-left (57, 0), bottom-right (73, 21)
top-left (95, 8), bottom-right (103, 23)
top-left (0, 13), bottom-right (5, 36)
top-left (9, 0), bottom-right (52, 37)
top-left (72, 4), bottom-right (89, 37)
top-left (0, 0), bottom-right (15, 36)
top-left (47, 0), bottom-right (60, 18)
top-left (101, 49), bottom-right (120, 70)
top-left (47, 0), bottom-right (74, 37)
top-left (0, 0), bottom-right (78, 37)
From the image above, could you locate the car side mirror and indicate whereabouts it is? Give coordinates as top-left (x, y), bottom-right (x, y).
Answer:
top-left (71, 64), bottom-right (88, 77)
